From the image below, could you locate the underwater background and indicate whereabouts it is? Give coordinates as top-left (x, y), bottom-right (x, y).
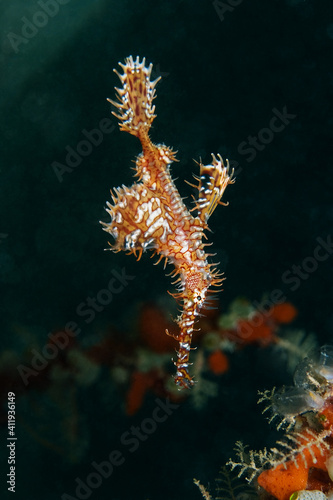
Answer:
top-left (1, 0), bottom-right (333, 499)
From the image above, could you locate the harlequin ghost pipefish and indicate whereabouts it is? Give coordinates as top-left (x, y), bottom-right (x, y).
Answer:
top-left (101, 56), bottom-right (235, 389)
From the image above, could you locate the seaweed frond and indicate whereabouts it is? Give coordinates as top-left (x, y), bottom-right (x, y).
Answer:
top-left (275, 330), bottom-right (317, 373)
top-left (227, 441), bottom-right (272, 483)
top-left (215, 466), bottom-right (257, 499)
top-left (194, 466), bottom-right (257, 500)
top-left (227, 428), bottom-right (331, 483)
top-left (193, 478), bottom-right (213, 500)
top-left (257, 388), bottom-right (296, 430)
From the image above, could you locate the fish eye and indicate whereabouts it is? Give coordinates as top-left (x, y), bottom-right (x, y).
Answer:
top-left (197, 295), bottom-right (202, 301)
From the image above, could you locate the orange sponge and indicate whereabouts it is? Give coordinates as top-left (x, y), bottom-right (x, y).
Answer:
top-left (208, 350), bottom-right (229, 375)
top-left (270, 303), bottom-right (298, 324)
top-left (257, 457), bottom-right (308, 500)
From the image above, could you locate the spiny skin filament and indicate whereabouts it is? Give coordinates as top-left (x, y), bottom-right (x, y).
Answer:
top-left (101, 56), bottom-right (235, 389)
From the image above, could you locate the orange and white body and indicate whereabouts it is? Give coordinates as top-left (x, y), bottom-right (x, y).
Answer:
top-left (102, 56), bottom-right (235, 388)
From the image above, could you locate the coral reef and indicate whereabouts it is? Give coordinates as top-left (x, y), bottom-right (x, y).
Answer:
top-left (228, 346), bottom-right (333, 499)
